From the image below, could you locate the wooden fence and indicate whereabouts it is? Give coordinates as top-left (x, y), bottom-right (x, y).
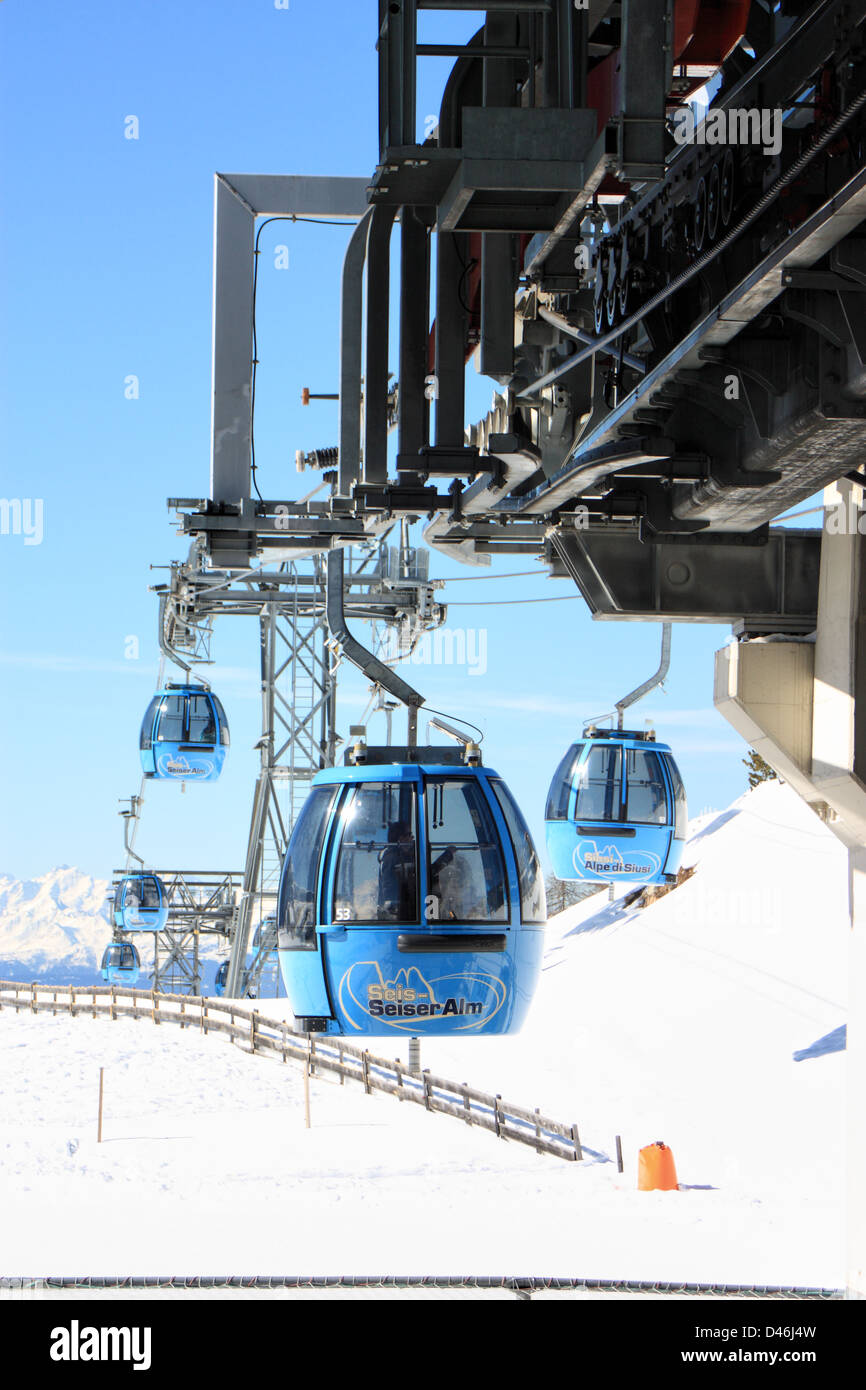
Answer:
top-left (0, 980), bottom-right (589, 1164)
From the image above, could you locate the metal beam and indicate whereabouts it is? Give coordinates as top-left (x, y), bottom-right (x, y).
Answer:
top-left (399, 207), bottom-right (431, 466)
top-left (617, 0), bottom-right (672, 180)
top-left (340, 208), bottom-right (375, 498)
top-left (218, 174), bottom-right (369, 220)
top-left (480, 11), bottom-right (520, 381)
top-left (550, 526), bottom-right (821, 628)
top-left (211, 177), bottom-right (255, 505)
top-left (210, 174), bottom-right (369, 508)
top-left (365, 205), bottom-right (398, 485)
top-left (326, 549), bottom-right (424, 711)
top-left (434, 229), bottom-right (468, 448)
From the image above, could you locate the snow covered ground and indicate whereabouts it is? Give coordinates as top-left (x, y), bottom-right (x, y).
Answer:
top-left (0, 781), bottom-right (849, 1288)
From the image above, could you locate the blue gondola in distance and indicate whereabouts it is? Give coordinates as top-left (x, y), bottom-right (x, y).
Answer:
top-left (100, 941), bottom-right (141, 985)
top-left (252, 915), bottom-right (276, 952)
top-left (113, 872), bottom-right (168, 932)
top-left (214, 961), bottom-right (229, 997)
top-left (545, 727), bottom-right (687, 885)
top-left (139, 683), bottom-right (229, 782)
top-left (276, 746), bottom-right (546, 1037)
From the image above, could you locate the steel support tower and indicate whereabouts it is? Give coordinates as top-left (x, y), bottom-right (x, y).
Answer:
top-left (226, 557), bottom-right (336, 998)
top-left (109, 869), bottom-right (241, 996)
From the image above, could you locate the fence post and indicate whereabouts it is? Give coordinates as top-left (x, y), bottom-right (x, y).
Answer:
top-left (52, 990), bottom-right (57, 1018)
top-left (616, 1134), bottom-right (624, 1173)
top-left (572, 1124), bottom-right (583, 1162)
top-left (16, 985), bottom-right (589, 1169)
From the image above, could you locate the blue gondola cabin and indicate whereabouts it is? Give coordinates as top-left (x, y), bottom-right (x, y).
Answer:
top-left (139, 684), bottom-right (229, 782)
top-left (113, 873), bottom-right (168, 933)
top-left (276, 752), bottom-right (546, 1037)
top-left (100, 942), bottom-right (141, 985)
top-left (545, 729), bottom-right (687, 885)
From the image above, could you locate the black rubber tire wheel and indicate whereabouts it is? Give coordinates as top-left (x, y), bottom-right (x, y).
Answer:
top-left (707, 162), bottom-right (721, 241)
top-left (720, 148), bottom-right (735, 227)
top-left (693, 177), bottom-right (707, 254)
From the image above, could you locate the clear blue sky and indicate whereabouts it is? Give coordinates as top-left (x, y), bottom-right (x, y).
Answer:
top-left (0, 1), bottom-right (809, 882)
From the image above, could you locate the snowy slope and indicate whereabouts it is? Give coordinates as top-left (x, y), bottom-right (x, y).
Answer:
top-left (425, 779), bottom-right (849, 1253)
top-left (0, 780), bottom-right (850, 1286)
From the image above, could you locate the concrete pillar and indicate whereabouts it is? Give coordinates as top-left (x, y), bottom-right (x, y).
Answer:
top-left (714, 478), bottom-right (866, 1296)
top-left (815, 482), bottom-right (866, 1296)
top-left (817, 479), bottom-right (866, 1298)
top-left (811, 480), bottom-right (866, 842)
top-left (849, 849), bottom-right (866, 1297)
top-left (713, 637), bottom-right (816, 801)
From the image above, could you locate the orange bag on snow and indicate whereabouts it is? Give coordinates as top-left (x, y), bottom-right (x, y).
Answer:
top-left (638, 1141), bottom-right (679, 1191)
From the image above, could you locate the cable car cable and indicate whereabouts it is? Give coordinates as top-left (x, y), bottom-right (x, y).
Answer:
top-left (445, 596), bottom-right (581, 605)
top-left (440, 570), bottom-right (546, 581)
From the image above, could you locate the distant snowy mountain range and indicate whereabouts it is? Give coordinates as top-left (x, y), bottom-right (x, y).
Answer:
top-left (0, 867), bottom-right (227, 988)
top-left (0, 868), bottom-right (113, 985)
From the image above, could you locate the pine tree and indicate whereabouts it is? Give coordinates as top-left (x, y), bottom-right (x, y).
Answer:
top-left (544, 875), bottom-right (602, 914)
top-left (744, 749), bottom-right (777, 790)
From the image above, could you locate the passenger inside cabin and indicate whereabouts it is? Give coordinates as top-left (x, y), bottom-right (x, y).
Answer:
top-left (430, 845), bottom-right (490, 921)
top-left (378, 822), bottom-right (417, 921)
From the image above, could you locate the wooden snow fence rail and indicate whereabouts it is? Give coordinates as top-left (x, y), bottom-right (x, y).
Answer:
top-left (0, 980), bottom-right (585, 1164)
